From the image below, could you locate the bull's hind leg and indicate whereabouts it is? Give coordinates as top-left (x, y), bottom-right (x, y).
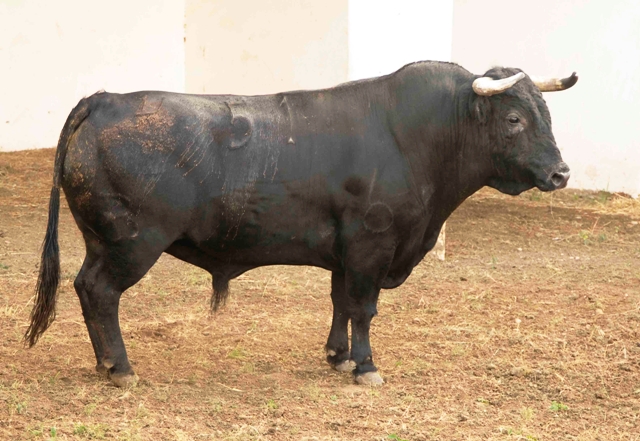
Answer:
top-left (74, 236), bottom-right (165, 387)
top-left (325, 272), bottom-right (355, 372)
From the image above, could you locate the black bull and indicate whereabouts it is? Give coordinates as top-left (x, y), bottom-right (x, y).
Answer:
top-left (26, 61), bottom-right (577, 386)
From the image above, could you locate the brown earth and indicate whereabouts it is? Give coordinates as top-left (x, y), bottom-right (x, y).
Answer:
top-left (0, 148), bottom-right (639, 441)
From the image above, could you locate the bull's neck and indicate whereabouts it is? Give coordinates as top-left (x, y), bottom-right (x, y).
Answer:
top-left (387, 69), bottom-right (492, 221)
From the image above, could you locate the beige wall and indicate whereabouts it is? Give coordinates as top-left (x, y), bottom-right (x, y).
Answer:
top-left (0, 0), bottom-right (185, 152)
top-left (453, 0), bottom-right (640, 196)
top-left (185, 0), bottom-right (348, 95)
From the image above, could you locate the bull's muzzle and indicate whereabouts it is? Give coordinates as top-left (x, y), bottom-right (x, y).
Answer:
top-left (549, 163), bottom-right (571, 190)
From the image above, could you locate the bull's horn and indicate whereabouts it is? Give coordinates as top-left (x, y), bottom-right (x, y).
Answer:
top-left (530, 72), bottom-right (578, 92)
top-left (472, 72), bottom-right (526, 96)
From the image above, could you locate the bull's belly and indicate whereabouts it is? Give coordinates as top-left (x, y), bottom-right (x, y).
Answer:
top-left (194, 238), bottom-right (339, 270)
top-left (180, 209), bottom-right (341, 271)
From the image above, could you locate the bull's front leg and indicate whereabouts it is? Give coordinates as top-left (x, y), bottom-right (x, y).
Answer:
top-left (345, 270), bottom-right (384, 385)
top-left (325, 271), bottom-right (355, 372)
top-left (331, 215), bottom-right (395, 385)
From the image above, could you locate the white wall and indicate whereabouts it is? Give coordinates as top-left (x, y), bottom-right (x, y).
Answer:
top-left (0, 0), bottom-right (348, 151)
top-left (185, 0), bottom-right (348, 95)
top-left (348, 0), bottom-right (453, 79)
top-left (453, 0), bottom-right (640, 196)
top-left (0, 0), bottom-right (185, 152)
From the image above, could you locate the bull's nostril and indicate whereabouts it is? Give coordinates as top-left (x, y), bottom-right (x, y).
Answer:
top-left (551, 173), bottom-right (564, 186)
top-left (550, 171), bottom-right (570, 188)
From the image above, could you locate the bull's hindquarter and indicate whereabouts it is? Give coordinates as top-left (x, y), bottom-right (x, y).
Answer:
top-left (61, 83), bottom-right (438, 386)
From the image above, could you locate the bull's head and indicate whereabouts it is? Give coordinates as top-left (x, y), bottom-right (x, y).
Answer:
top-left (471, 68), bottom-right (577, 195)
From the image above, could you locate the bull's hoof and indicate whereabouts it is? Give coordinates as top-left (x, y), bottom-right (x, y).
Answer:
top-left (95, 364), bottom-right (110, 376)
top-left (333, 360), bottom-right (356, 373)
top-left (355, 371), bottom-right (384, 386)
top-left (326, 348), bottom-right (353, 373)
top-left (109, 372), bottom-right (139, 388)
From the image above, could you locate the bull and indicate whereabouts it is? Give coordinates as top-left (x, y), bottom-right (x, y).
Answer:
top-left (25, 61), bottom-right (577, 386)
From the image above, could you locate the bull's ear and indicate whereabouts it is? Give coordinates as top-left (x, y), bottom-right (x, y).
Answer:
top-left (473, 96), bottom-right (489, 125)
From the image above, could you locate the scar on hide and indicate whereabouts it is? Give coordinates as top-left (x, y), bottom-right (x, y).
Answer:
top-left (136, 96), bottom-right (164, 116)
top-left (222, 102), bottom-right (252, 149)
top-left (280, 96), bottom-right (295, 145)
top-left (368, 168), bottom-right (378, 202)
top-left (364, 202), bottom-right (394, 233)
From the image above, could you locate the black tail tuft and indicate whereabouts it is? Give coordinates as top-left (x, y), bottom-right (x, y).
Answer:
top-left (210, 273), bottom-right (230, 312)
top-left (25, 94), bottom-right (95, 347)
top-left (25, 187), bottom-right (61, 347)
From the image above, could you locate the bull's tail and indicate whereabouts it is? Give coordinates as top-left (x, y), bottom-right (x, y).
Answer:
top-left (25, 93), bottom-right (98, 347)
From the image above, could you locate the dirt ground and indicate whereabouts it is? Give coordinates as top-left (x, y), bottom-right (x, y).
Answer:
top-left (0, 148), bottom-right (639, 441)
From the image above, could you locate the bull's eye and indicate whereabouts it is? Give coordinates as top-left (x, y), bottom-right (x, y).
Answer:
top-left (508, 115), bottom-right (520, 124)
